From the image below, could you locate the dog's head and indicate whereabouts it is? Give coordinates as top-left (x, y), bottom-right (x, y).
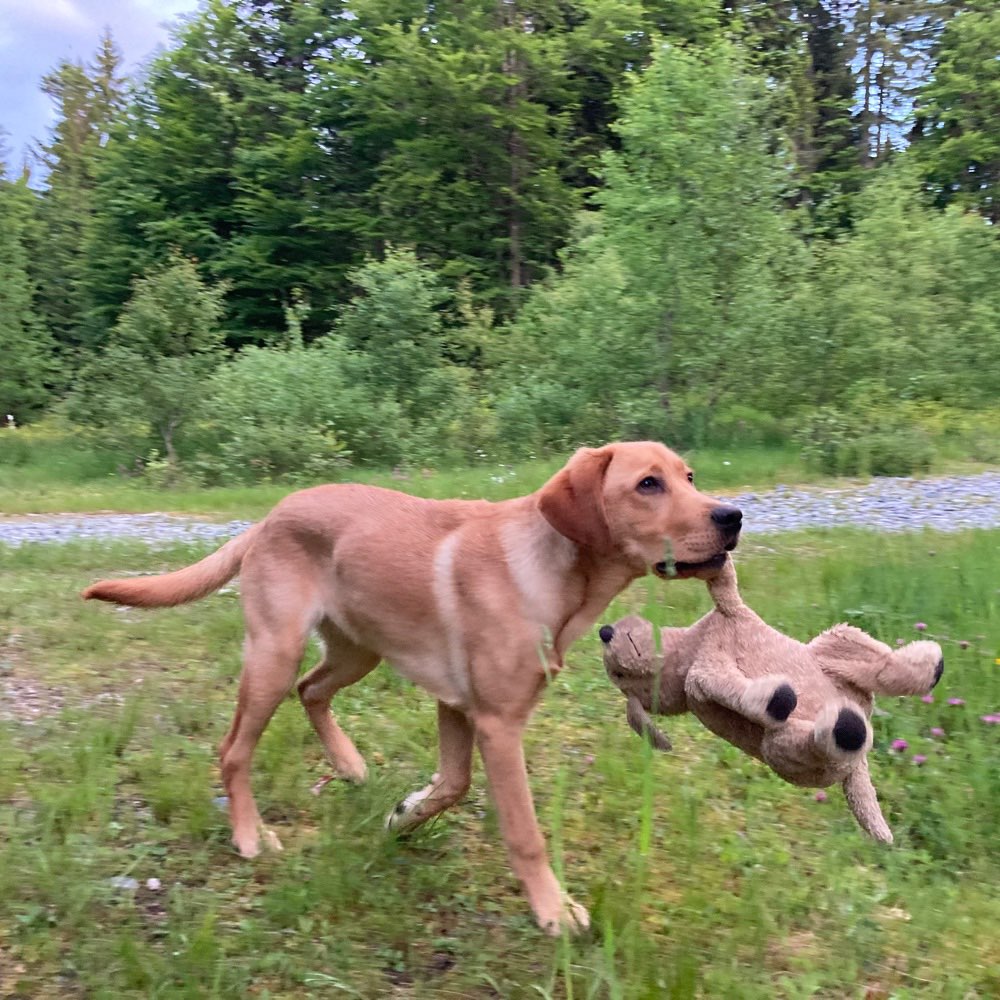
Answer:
top-left (538, 441), bottom-right (741, 576)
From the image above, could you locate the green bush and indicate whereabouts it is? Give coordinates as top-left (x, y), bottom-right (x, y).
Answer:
top-left (859, 428), bottom-right (935, 477)
top-left (796, 407), bottom-right (935, 477)
top-left (701, 404), bottom-right (788, 449)
top-left (192, 341), bottom-right (362, 482)
top-left (210, 423), bottom-right (350, 485)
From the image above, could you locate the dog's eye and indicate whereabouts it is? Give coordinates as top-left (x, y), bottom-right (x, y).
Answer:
top-left (686, 472), bottom-right (694, 483)
top-left (636, 476), bottom-right (664, 495)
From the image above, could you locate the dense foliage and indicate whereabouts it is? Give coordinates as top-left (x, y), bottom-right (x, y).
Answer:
top-left (1, 0), bottom-right (998, 480)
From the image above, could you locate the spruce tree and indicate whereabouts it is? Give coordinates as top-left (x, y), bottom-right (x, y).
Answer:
top-left (0, 167), bottom-right (57, 420)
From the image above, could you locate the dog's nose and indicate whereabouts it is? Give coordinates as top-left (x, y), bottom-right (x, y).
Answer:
top-left (599, 625), bottom-right (614, 644)
top-left (710, 505), bottom-right (743, 530)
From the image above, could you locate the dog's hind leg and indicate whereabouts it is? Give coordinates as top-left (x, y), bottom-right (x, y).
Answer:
top-left (299, 622), bottom-right (380, 787)
top-left (220, 562), bottom-right (317, 859)
top-left (386, 702), bottom-right (474, 832)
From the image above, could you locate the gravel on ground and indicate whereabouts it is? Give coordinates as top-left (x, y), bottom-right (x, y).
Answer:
top-left (2, 471), bottom-right (999, 548)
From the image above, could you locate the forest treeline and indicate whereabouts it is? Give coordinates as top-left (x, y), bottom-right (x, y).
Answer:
top-left (1, 0), bottom-right (999, 481)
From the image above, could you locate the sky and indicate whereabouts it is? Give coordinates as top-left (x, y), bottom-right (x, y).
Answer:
top-left (0, 0), bottom-right (201, 170)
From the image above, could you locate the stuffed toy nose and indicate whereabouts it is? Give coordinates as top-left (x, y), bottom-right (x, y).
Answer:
top-left (599, 625), bottom-right (614, 643)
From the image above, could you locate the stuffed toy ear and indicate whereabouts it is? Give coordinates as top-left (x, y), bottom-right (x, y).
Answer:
top-left (538, 446), bottom-right (614, 552)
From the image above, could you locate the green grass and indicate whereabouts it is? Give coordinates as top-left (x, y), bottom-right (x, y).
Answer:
top-left (1, 527), bottom-right (998, 997)
top-left (3, 436), bottom-right (995, 520)
top-left (0, 435), bottom-right (814, 518)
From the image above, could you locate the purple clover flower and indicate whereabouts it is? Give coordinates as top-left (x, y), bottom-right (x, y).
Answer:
top-left (948, 698), bottom-right (965, 707)
top-left (930, 727), bottom-right (945, 738)
top-left (914, 622), bottom-right (927, 632)
top-left (921, 694), bottom-right (935, 704)
top-left (912, 755), bottom-right (927, 766)
top-left (890, 739), bottom-right (908, 752)
top-left (981, 714), bottom-right (1000, 725)
top-left (814, 790), bottom-right (828, 803)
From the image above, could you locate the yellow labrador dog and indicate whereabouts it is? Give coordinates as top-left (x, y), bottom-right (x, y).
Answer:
top-left (83, 442), bottom-right (741, 933)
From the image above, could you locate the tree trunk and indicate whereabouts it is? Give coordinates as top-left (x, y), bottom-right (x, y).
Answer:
top-left (859, 1), bottom-right (875, 166)
top-left (162, 417), bottom-right (180, 468)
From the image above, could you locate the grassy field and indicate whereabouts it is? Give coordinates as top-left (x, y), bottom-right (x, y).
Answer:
top-left (0, 439), bottom-right (817, 517)
top-left (2, 426), bottom-right (996, 518)
top-left (1, 522), bottom-right (998, 998)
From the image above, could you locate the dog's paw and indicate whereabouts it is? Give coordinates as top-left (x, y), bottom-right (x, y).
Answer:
top-left (334, 748), bottom-right (368, 784)
top-left (232, 824), bottom-right (283, 859)
top-left (311, 759), bottom-right (368, 796)
top-left (385, 774), bottom-right (441, 833)
top-left (538, 894), bottom-right (591, 937)
top-left (260, 827), bottom-right (284, 853)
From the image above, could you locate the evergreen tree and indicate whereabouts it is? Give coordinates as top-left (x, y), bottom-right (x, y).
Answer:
top-left (802, 0), bottom-right (865, 229)
top-left (0, 168), bottom-right (57, 420)
top-left (722, 2), bottom-right (864, 232)
top-left (85, 1), bottom-right (372, 344)
top-left (84, 0), bottom-right (725, 339)
top-left (911, 0), bottom-right (1000, 223)
top-left (847, 1), bottom-right (954, 167)
top-left (35, 29), bottom-right (126, 350)
top-left (338, 0), bottom-right (723, 312)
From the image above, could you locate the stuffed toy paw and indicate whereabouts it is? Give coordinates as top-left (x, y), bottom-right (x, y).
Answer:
top-left (600, 557), bottom-right (944, 843)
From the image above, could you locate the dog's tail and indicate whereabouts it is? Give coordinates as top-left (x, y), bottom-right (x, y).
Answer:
top-left (82, 524), bottom-right (261, 608)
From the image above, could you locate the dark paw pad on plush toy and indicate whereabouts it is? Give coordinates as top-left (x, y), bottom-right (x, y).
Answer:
top-left (766, 683), bottom-right (797, 722)
top-left (832, 707), bottom-right (868, 752)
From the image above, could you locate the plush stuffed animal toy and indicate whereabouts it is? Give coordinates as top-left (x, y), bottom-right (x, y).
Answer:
top-left (599, 557), bottom-right (944, 842)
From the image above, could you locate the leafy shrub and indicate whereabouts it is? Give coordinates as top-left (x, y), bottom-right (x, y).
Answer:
top-left (796, 407), bottom-right (935, 477)
top-left (907, 404), bottom-right (1000, 465)
top-left (208, 423), bottom-right (350, 485)
top-left (193, 341), bottom-right (361, 483)
top-left (702, 404), bottom-right (788, 448)
top-left (794, 407), bottom-right (855, 475)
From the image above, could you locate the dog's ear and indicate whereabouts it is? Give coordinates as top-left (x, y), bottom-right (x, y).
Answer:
top-left (538, 446), bottom-right (614, 552)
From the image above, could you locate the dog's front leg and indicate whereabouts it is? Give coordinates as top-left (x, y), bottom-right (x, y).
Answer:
top-left (386, 702), bottom-right (474, 832)
top-left (474, 713), bottom-right (589, 935)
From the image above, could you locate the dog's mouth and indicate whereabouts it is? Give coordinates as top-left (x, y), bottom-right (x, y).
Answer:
top-left (653, 552), bottom-right (727, 579)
